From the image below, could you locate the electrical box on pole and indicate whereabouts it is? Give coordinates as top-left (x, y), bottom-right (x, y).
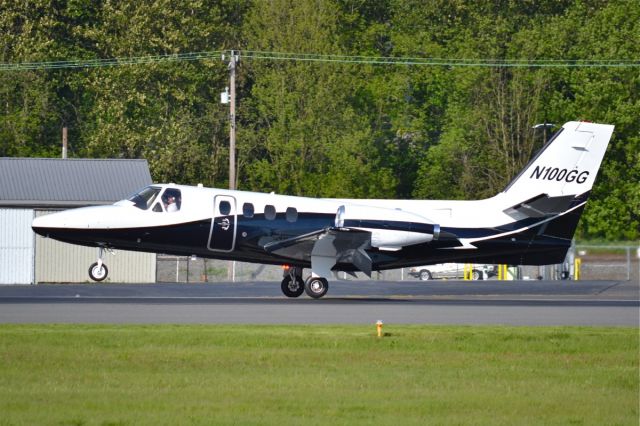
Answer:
top-left (220, 87), bottom-right (229, 104)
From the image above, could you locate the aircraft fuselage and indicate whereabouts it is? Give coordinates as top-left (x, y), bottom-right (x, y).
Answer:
top-left (31, 121), bottom-right (615, 297)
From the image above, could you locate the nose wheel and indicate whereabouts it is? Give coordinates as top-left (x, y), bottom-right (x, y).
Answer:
top-left (88, 247), bottom-right (110, 282)
top-left (89, 262), bottom-right (108, 281)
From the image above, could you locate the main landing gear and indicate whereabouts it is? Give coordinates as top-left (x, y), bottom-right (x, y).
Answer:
top-left (304, 277), bottom-right (329, 298)
top-left (281, 266), bottom-right (330, 299)
top-left (88, 247), bottom-right (109, 282)
top-left (281, 266), bottom-right (304, 298)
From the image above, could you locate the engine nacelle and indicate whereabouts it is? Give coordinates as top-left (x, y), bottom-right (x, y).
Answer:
top-left (335, 204), bottom-right (440, 249)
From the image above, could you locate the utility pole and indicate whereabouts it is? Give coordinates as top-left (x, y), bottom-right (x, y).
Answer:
top-left (221, 51), bottom-right (239, 282)
top-left (62, 126), bottom-right (68, 159)
top-left (228, 50), bottom-right (237, 191)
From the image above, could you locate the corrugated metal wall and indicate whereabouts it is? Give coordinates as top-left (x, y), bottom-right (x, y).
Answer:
top-left (34, 210), bottom-right (156, 283)
top-left (0, 209), bottom-right (35, 284)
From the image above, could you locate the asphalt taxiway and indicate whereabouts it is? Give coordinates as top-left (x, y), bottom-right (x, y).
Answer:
top-left (0, 279), bottom-right (637, 326)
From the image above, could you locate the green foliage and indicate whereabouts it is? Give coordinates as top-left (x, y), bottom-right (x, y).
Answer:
top-left (0, 0), bottom-right (637, 239)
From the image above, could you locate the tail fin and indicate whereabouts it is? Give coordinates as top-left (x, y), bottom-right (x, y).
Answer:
top-left (503, 121), bottom-right (614, 201)
top-left (494, 121), bottom-right (614, 264)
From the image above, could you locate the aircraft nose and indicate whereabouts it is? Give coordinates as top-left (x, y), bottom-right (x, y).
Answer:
top-left (32, 213), bottom-right (59, 229)
top-left (31, 205), bottom-right (122, 242)
top-left (32, 210), bottom-right (75, 237)
top-left (34, 204), bottom-right (141, 235)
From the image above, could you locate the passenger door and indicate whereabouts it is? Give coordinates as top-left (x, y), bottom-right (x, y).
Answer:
top-left (208, 195), bottom-right (236, 252)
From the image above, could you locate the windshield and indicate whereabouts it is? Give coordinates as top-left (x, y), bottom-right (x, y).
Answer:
top-left (128, 186), bottom-right (161, 210)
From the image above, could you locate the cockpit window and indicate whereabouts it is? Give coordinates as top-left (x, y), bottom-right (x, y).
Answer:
top-left (161, 189), bottom-right (182, 212)
top-left (128, 186), bottom-right (161, 210)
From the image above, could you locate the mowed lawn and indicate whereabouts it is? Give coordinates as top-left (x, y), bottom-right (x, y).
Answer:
top-left (0, 325), bottom-right (637, 425)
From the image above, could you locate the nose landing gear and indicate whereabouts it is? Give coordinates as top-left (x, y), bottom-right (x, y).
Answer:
top-left (88, 247), bottom-right (110, 282)
top-left (88, 261), bottom-right (108, 282)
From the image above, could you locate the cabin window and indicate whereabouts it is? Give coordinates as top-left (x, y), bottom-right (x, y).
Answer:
top-left (264, 205), bottom-right (276, 220)
top-left (161, 189), bottom-right (182, 212)
top-left (128, 186), bottom-right (161, 210)
top-left (152, 202), bottom-right (164, 213)
top-left (243, 203), bottom-right (254, 218)
top-left (286, 207), bottom-right (298, 223)
top-left (219, 200), bottom-right (231, 215)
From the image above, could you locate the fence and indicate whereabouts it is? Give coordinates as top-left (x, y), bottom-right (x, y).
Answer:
top-left (156, 245), bottom-right (639, 283)
top-left (156, 255), bottom-right (408, 283)
top-left (575, 245), bottom-right (639, 282)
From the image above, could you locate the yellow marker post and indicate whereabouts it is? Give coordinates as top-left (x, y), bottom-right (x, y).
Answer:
top-left (498, 264), bottom-right (508, 280)
top-left (463, 264), bottom-right (471, 280)
top-left (376, 320), bottom-right (383, 338)
top-left (574, 258), bottom-right (581, 281)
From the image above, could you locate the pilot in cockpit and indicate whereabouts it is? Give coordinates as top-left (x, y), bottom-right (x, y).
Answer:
top-left (165, 195), bottom-right (178, 212)
top-left (162, 189), bottom-right (181, 212)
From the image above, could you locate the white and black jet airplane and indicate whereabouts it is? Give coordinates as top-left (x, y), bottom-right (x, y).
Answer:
top-left (32, 121), bottom-right (613, 298)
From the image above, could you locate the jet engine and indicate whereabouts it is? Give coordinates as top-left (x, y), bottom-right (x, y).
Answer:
top-left (334, 204), bottom-right (440, 250)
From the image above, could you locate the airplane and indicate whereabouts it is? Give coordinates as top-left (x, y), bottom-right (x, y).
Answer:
top-left (32, 121), bottom-right (613, 298)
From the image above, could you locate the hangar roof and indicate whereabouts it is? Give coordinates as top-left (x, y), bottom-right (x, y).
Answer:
top-left (0, 158), bottom-right (152, 208)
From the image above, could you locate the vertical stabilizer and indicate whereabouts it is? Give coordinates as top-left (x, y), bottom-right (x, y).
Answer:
top-left (502, 121), bottom-right (614, 201)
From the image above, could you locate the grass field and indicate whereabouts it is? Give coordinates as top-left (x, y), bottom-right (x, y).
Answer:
top-left (0, 325), bottom-right (637, 425)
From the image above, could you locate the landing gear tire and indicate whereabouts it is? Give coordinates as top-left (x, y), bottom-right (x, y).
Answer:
top-left (471, 269), bottom-right (482, 281)
top-left (419, 270), bottom-right (432, 281)
top-left (89, 262), bottom-right (108, 282)
top-left (305, 277), bottom-right (329, 299)
top-left (281, 275), bottom-right (305, 298)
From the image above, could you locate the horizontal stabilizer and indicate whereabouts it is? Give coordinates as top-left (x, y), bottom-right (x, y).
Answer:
top-left (503, 193), bottom-right (580, 219)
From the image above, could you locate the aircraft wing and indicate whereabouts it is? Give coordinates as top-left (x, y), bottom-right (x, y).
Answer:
top-left (262, 203), bottom-right (443, 277)
top-left (262, 228), bottom-right (374, 276)
top-left (261, 229), bottom-right (327, 260)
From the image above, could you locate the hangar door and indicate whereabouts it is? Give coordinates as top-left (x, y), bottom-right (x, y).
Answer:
top-left (0, 209), bottom-right (34, 284)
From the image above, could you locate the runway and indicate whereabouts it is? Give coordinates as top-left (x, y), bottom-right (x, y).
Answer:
top-left (0, 280), bottom-right (637, 326)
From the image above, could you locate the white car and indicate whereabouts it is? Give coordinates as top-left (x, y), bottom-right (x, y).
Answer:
top-left (408, 263), bottom-right (496, 281)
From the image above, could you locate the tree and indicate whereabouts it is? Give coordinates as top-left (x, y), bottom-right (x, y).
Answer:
top-left (0, 0), bottom-right (636, 240)
top-left (240, 0), bottom-right (396, 197)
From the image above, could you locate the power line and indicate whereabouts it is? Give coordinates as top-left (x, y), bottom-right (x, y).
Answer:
top-left (0, 51), bottom-right (225, 71)
top-left (241, 51), bottom-right (640, 68)
top-left (0, 50), bottom-right (638, 71)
